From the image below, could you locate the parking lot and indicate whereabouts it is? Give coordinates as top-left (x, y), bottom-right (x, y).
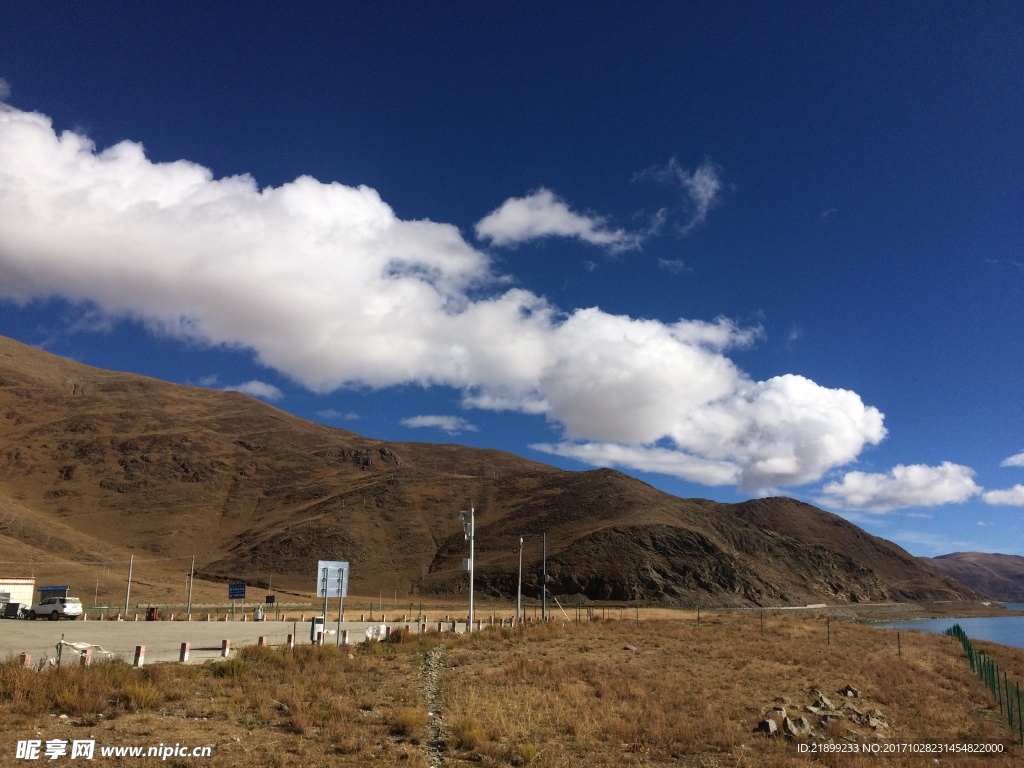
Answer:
top-left (0, 617), bottom-right (456, 665)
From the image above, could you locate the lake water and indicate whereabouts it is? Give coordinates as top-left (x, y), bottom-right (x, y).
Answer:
top-left (876, 604), bottom-right (1024, 649)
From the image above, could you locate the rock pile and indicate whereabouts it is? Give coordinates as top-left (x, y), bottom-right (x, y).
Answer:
top-left (754, 685), bottom-right (891, 742)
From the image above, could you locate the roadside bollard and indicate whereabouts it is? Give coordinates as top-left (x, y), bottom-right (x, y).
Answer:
top-left (286, 633), bottom-right (294, 649)
top-left (134, 613), bottom-right (138, 621)
top-left (180, 643), bottom-right (190, 662)
top-left (133, 646), bottom-right (145, 667)
top-left (258, 636), bottom-right (267, 647)
top-left (20, 653), bottom-right (31, 667)
top-left (420, 622), bottom-right (426, 634)
top-left (437, 621), bottom-right (444, 632)
top-left (80, 648), bottom-right (92, 667)
top-left (221, 639), bottom-right (231, 657)
top-left (385, 626), bottom-right (392, 639)
top-left (342, 629), bottom-right (349, 645)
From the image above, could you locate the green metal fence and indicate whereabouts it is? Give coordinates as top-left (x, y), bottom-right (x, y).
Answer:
top-left (945, 623), bottom-right (1023, 744)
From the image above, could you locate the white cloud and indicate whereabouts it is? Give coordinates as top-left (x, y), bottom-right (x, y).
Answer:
top-left (317, 409), bottom-right (359, 421)
top-left (1000, 451), bottom-right (1024, 467)
top-left (0, 79), bottom-right (10, 101)
top-left (982, 485), bottom-right (1024, 507)
top-left (401, 415), bottom-right (477, 434)
top-left (531, 441), bottom-right (740, 486)
top-left (0, 105), bottom-right (888, 492)
top-left (819, 462), bottom-right (981, 513)
top-left (222, 380), bottom-right (284, 401)
top-left (635, 158), bottom-right (723, 233)
top-left (475, 188), bottom-right (641, 252)
top-left (657, 258), bottom-right (689, 274)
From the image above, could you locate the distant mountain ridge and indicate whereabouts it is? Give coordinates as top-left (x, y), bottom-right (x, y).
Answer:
top-left (921, 552), bottom-right (1024, 602)
top-left (0, 334), bottom-right (978, 607)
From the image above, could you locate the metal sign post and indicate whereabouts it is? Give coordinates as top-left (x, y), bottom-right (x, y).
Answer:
top-left (315, 561), bottom-right (349, 644)
top-left (228, 583), bottom-right (246, 621)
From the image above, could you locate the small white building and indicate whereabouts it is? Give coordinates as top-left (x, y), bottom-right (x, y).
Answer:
top-left (0, 577), bottom-right (35, 608)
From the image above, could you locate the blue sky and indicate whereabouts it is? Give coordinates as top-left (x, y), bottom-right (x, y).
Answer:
top-left (1, 3), bottom-right (1021, 556)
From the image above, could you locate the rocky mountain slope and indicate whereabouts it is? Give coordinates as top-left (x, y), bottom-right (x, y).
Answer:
top-left (0, 334), bottom-right (977, 607)
top-left (921, 552), bottom-right (1024, 602)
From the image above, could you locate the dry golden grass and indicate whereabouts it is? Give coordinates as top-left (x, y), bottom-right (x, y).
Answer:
top-left (440, 613), bottom-right (1024, 767)
top-left (0, 613), bottom-right (1021, 767)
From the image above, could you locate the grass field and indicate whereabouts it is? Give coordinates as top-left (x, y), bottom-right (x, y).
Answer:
top-left (1, 612), bottom-right (1022, 767)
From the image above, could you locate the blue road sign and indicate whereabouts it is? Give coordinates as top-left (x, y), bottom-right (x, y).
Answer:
top-left (228, 582), bottom-right (246, 600)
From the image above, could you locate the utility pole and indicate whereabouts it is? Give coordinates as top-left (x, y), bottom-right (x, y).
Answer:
top-left (516, 536), bottom-right (524, 623)
top-left (124, 554), bottom-right (134, 613)
top-left (460, 506), bottom-right (475, 630)
top-left (542, 531), bottom-right (547, 621)
top-left (187, 555), bottom-right (195, 617)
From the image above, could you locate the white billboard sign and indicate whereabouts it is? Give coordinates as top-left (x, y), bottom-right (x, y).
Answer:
top-left (316, 560), bottom-right (349, 598)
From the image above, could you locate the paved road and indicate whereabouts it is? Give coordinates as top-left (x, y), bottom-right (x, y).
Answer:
top-left (0, 618), bottom-right (469, 665)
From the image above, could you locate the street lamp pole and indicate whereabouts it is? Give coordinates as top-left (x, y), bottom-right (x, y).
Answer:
top-left (460, 507), bottom-right (475, 630)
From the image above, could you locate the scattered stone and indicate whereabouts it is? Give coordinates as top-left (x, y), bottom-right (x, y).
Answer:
top-left (868, 716), bottom-right (887, 730)
top-left (838, 685), bottom-right (861, 698)
top-left (774, 696), bottom-right (792, 706)
top-left (783, 716), bottom-right (812, 738)
top-left (772, 705), bottom-right (787, 718)
top-left (813, 695), bottom-right (835, 711)
top-left (843, 704), bottom-right (864, 717)
top-left (867, 709), bottom-right (885, 720)
top-left (58, 715), bottom-right (69, 721)
top-left (624, 644), bottom-right (637, 651)
top-left (804, 705), bottom-right (822, 716)
top-left (754, 719), bottom-right (778, 735)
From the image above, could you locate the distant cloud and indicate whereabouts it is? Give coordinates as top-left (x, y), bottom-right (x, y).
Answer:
top-left (982, 484), bottom-right (1024, 507)
top-left (889, 529), bottom-right (971, 556)
top-left (317, 409), bottom-right (359, 421)
top-left (635, 158), bottom-right (723, 234)
top-left (475, 188), bottom-right (642, 252)
top-left (0, 104), bottom-right (888, 493)
top-left (222, 380), bottom-right (284, 401)
top-left (0, 79), bottom-right (10, 101)
top-left (657, 258), bottom-right (689, 274)
top-left (1000, 451), bottom-right (1024, 467)
top-left (819, 462), bottom-right (981, 513)
top-left (401, 415), bottom-right (477, 435)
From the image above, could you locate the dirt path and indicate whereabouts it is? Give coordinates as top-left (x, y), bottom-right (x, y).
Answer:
top-left (421, 645), bottom-right (447, 768)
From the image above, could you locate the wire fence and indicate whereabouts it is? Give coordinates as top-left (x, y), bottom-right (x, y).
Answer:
top-left (945, 623), bottom-right (1023, 744)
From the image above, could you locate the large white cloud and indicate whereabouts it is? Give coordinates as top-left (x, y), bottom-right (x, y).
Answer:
top-left (983, 485), bottom-right (1024, 506)
top-left (0, 104), bottom-right (887, 491)
top-left (475, 188), bottom-right (641, 252)
top-left (818, 462), bottom-right (982, 513)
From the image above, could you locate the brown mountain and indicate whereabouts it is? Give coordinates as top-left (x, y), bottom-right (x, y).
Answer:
top-left (0, 334), bottom-right (977, 607)
top-left (921, 552), bottom-right (1024, 602)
